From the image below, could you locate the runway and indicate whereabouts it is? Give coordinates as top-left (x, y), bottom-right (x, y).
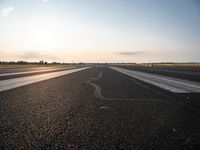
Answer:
top-left (0, 67), bottom-right (90, 92)
top-left (117, 65), bottom-right (200, 82)
top-left (111, 67), bottom-right (200, 93)
top-left (0, 66), bottom-right (199, 149)
top-left (0, 66), bottom-right (80, 81)
top-left (0, 67), bottom-right (75, 77)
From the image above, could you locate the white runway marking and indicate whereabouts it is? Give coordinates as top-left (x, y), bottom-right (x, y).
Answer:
top-left (0, 67), bottom-right (90, 93)
top-left (0, 67), bottom-right (75, 77)
top-left (110, 67), bottom-right (200, 93)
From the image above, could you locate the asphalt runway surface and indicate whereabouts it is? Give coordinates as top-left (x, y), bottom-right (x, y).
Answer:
top-left (0, 66), bottom-right (79, 81)
top-left (110, 67), bottom-right (200, 93)
top-left (0, 66), bottom-right (64, 74)
top-left (117, 65), bottom-right (200, 82)
top-left (0, 66), bottom-right (200, 149)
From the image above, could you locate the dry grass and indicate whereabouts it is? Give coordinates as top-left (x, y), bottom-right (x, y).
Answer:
top-left (113, 63), bottom-right (200, 68)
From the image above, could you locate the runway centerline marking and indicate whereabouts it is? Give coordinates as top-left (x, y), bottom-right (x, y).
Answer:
top-left (110, 67), bottom-right (200, 93)
top-left (0, 67), bottom-right (90, 93)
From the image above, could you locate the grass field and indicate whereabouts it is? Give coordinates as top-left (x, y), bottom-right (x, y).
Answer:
top-left (112, 63), bottom-right (200, 69)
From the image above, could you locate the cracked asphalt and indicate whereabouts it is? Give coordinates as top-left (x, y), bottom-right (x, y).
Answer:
top-left (0, 67), bottom-right (200, 149)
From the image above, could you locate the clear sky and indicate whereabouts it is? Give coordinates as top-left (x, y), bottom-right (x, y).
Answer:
top-left (0, 0), bottom-right (200, 63)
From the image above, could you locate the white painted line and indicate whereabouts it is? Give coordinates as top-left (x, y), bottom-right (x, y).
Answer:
top-left (110, 67), bottom-right (200, 93)
top-left (0, 67), bottom-right (90, 93)
top-left (0, 67), bottom-right (75, 77)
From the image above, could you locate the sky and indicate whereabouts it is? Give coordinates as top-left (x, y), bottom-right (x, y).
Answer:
top-left (0, 0), bottom-right (200, 63)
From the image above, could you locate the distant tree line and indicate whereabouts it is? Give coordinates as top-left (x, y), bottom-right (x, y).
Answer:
top-left (0, 61), bottom-right (86, 65)
top-left (0, 60), bottom-right (48, 64)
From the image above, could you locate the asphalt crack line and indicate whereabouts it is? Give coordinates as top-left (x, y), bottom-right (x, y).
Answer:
top-left (87, 71), bottom-right (165, 102)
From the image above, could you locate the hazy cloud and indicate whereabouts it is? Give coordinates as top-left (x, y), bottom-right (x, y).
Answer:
top-left (43, 0), bottom-right (48, 2)
top-left (19, 51), bottom-right (57, 61)
top-left (1, 7), bottom-right (15, 17)
top-left (117, 51), bottom-right (144, 56)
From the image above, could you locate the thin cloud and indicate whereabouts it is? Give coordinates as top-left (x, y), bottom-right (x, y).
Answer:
top-left (117, 51), bottom-right (144, 56)
top-left (43, 0), bottom-right (48, 2)
top-left (20, 51), bottom-right (57, 60)
top-left (1, 7), bottom-right (15, 17)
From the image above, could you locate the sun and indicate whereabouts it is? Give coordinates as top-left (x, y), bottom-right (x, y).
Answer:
top-left (27, 16), bottom-right (64, 50)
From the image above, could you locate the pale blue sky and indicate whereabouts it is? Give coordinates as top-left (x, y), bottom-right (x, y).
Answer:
top-left (0, 0), bottom-right (200, 63)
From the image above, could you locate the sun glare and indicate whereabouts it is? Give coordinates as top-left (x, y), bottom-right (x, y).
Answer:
top-left (26, 16), bottom-right (64, 50)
